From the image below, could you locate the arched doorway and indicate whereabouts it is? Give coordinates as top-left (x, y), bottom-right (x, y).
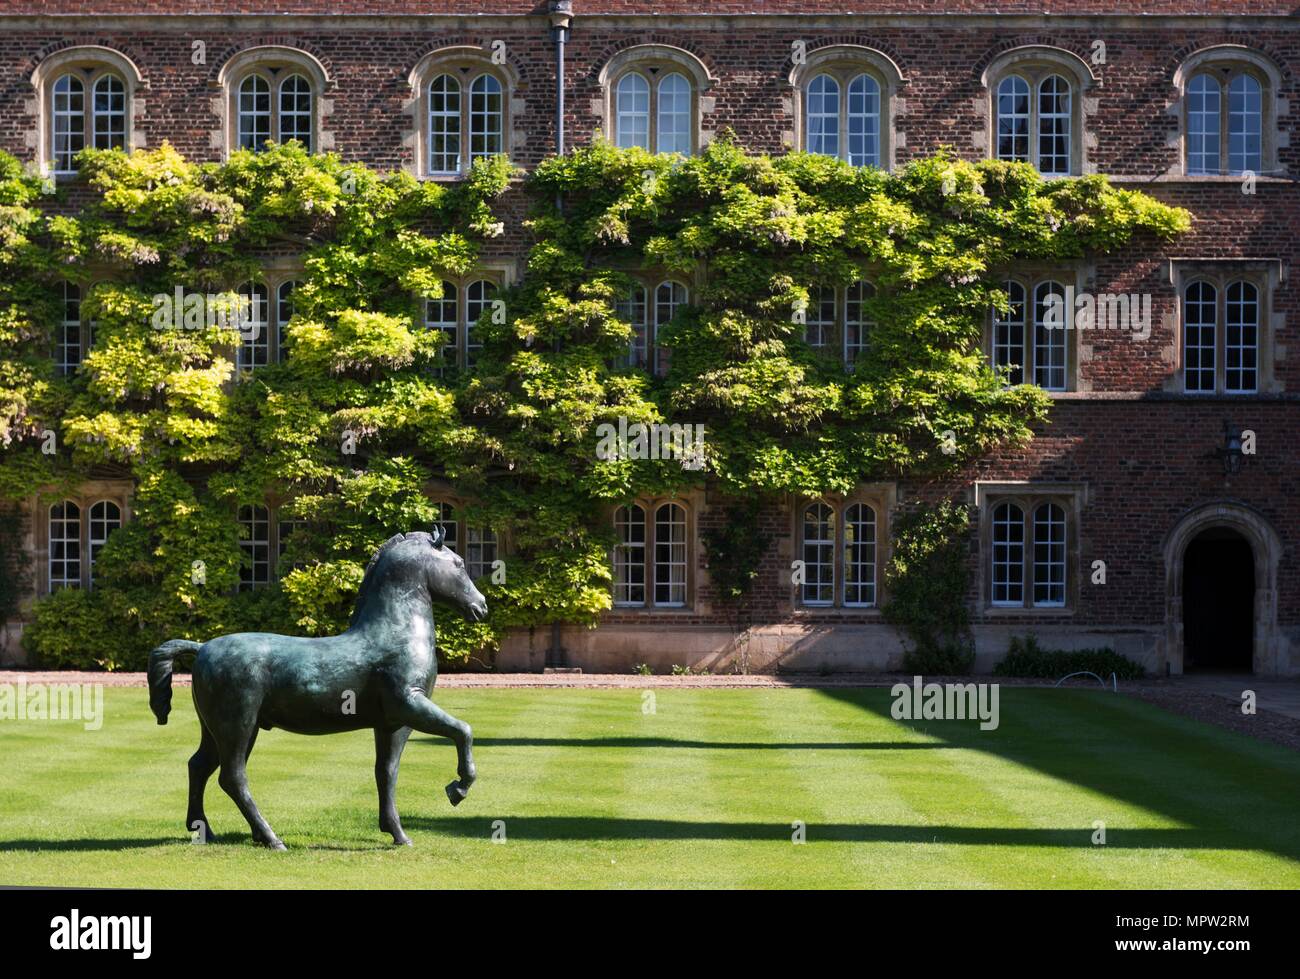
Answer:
top-left (1164, 502), bottom-right (1283, 676)
top-left (1182, 527), bottom-right (1254, 672)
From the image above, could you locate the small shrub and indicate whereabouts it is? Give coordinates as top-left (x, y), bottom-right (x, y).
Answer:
top-left (994, 634), bottom-right (1146, 680)
top-left (632, 663), bottom-right (653, 676)
top-left (901, 642), bottom-right (976, 676)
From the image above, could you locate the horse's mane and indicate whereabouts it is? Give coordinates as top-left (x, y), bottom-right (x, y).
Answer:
top-left (349, 529), bottom-right (440, 627)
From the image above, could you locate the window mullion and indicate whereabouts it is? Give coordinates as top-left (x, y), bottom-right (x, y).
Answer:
top-left (1022, 510), bottom-right (1032, 609)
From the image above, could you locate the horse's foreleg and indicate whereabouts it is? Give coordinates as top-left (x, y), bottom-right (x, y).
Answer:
top-left (375, 726), bottom-right (413, 845)
top-left (216, 728), bottom-right (284, 850)
top-left (394, 693), bottom-right (476, 806)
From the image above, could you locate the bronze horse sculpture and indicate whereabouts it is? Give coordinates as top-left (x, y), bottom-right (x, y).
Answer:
top-left (148, 529), bottom-right (487, 850)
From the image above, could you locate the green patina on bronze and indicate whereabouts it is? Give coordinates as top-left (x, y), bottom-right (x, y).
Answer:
top-left (147, 529), bottom-right (487, 850)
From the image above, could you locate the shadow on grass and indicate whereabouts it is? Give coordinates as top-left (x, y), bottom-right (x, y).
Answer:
top-left (402, 815), bottom-right (1248, 850)
top-left (816, 688), bottom-right (1300, 864)
top-left (0, 836), bottom-right (192, 852)
top-left (460, 736), bottom-right (951, 751)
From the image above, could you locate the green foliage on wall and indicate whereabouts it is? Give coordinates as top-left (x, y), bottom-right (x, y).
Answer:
top-left (0, 138), bottom-right (1189, 669)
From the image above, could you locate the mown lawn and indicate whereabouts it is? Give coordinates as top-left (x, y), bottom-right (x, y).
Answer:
top-left (1, 686), bottom-right (1298, 888)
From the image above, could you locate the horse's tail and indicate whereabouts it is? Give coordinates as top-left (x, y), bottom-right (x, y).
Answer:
top-left (148, 639), bottom-right (202, 725)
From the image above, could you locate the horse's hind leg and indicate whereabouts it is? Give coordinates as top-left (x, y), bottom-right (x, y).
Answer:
top-left (216, 725), bottom-right (284, 850)
top-left (375, 726), bottom-right (413, 845)
top-left (186, 722), bottom-right (219, 842)
top-left (393, 694), bottom-right (475, 806)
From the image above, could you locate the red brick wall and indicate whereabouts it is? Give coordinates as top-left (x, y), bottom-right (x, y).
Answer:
top-left (2, 5), bottom-right (1297, 656)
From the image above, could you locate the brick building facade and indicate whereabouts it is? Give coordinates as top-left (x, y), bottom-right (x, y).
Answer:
top-left (2, 1), bottom-right (1297, 676)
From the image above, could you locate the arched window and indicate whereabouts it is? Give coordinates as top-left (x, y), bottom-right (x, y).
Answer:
top-left (609, 500), bottom-right (691, 610)
top-left (615, 73), bottom-right (651, 150)
top-left (616, 284), bottom-right (649, 368)
top-left (57, 281), bottom-right (82, 376)
top-left (613, 504), bottom-right (647, 606)
top-left (985, 47), bottom-right (1094, 176)
top-left (432, 501), bottom-right (459, 554)
top-left (410, 49), bottom-right (512, 177)
top-left (1182, 277), bottom-right (1261, 395)
top-left (792, 46), bottom-right (901, 170)
top-left (656, 73), bottom-right (692, 155)
top-left (805, 72), bottom-right (883, 168)
top-left (236, 281), bottom-right (269, 372)
top-left (88, 500), bottom-right (121, 587)
top-left (990, 498), bottom-right (1071, 609)
top-left (992, 280), bottom-right (1027, 386)
top-left (220, 47), bottom-right (328, 158)
top-left (995, 73), bottom-right (1072, 176)
top-left (48, 70), bottom-right (129, 173)
top-left (34, 47), bottom-right (142, 176)
top-left (653, 502), bottom-right (688, 607)
top-left (49, 501), bottom-right (81, 591)
top-left (1032, 280), bottom-right (1067, 391)
top-left (996, 75), bottom-right (1031, 164)
top-left (276, 279), bottom-right (300, 362)
top-left (235, 71), bottom-right (313, 152)
top-left (1192, 69), bottom-right (1265, 174)
top-left (800, 502), bottom-right (836, 606)
top-left (802, 281), bottom-right (876, 365)
top-left (466, 526), bottom-right (497, 581)
top-left (805, 286), bottom-right (836, 349)
top-left (991, 502), bottom-right (1024, 606)
top-left (797, 499), bottom-right (882, 608)
top-left (422, 277), bottom-right (500, 372)
top-left (237, 75), bottom-right (271, 151)
top-left (237, 504), bottom-right (271, 590)
top-left (844, 280), bottom-right (874, 364)
top-left (653, 280), bottom-right (688, 375)
top-left (465, 279), bottom-right (497, 369)
top-left (602, 46), bottom-right (711, 156)
top-left (1183, 280), bottom-right (1217, 393)
top-left (426, 281), bottom-right (460, 376)
top-left (1225, 280), bottom-right (1259, 395)
top-left (843, 503), bottom-right (877, 607)
top-left (428, 74), bottom-right (462, 174)
top-left (469, 74), bottom-right (504, 161)
top-left (278, 74), bottom-right (313, 150)
top-left (1032, 503), bottom-right (1066, 607)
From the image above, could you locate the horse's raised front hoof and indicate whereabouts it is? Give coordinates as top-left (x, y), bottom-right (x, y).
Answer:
top-left (445, 780), bottom-right (469, 806)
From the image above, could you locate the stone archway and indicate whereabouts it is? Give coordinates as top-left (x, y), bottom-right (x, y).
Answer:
top-left (1164, 502), bottom-right (1284, 676)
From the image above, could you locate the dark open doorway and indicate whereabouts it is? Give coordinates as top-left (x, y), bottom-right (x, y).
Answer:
top-left (1183, 527), bottom-right (1254, 672)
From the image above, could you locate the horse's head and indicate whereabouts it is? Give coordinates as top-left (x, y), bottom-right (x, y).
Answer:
top-left (419, 527), bottom-right (489, 622)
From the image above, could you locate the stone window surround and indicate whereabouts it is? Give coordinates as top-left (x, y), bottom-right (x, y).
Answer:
top-left (984, 264), bottom-right (1089, 394)
top-left (978, 45), bottom-right (1100, 177)
top-left (28, 45), bottom-right (147, 177)
top-left (786, 483), bottom-right (897, 615)
top-left (32, 483), bottom-right (133, 597)
top-left (973, 481), bottom-right (1087, 615)
top-left (213, 45), bottom-right (333, 160)
top-left (1163, 258), bottom-right (1284, 396)
top-left (404, 45), bottom-right (524, 180)
top-left (607, 493), bottom-right (699, 613)
top-left (786, 44), bottom-right (907, 171)
top-left (1169, 44), bottom-right (1288, 179)
top-left (596, 44), bottom-right (718, 155)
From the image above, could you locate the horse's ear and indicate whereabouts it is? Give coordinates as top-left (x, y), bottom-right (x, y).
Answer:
top-left (429, 525), bottom-right (445, 549)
